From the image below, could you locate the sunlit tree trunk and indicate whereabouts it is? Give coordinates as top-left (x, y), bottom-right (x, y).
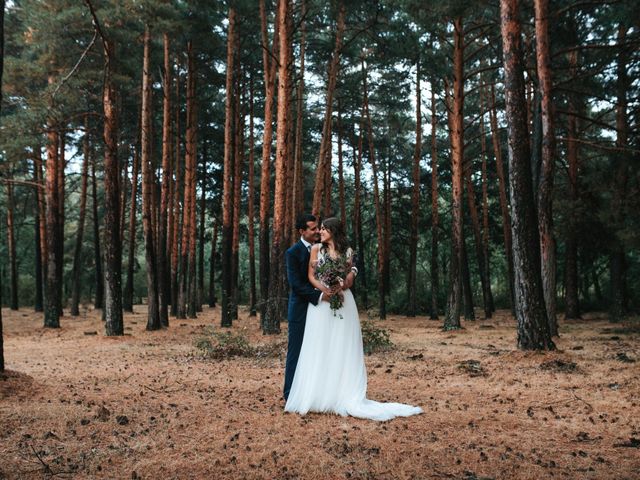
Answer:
top-left (158, 32), bottom-right (172, 326)
top-left (70, 121), bottom-right (91, 316)
top-left (44, 120), bottom-right (61, 328)
top-left (221, 5), bottom-right (237, 327)
top-left (443, 17), bottom-right (464, 331)
top-left (263, 0), bottom-right (292, 335)
top-left (311, 1), bottom-right (345, 216)
top-left (534, 0), bottom-right (557, 336)
top-left (408, 60), bottom-right (422, 317)
top-left (500, 0), bottom-right (554, 350)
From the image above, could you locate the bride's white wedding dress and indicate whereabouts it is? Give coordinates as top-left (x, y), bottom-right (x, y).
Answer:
top-left (285, 250), bottom-right (423, 421)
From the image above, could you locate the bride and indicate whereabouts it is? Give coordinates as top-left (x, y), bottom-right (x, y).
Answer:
top-left (285, 217), bottom-right (423, 421)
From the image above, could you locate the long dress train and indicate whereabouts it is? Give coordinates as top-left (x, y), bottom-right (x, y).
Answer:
top-left (285, 287), bottom-right (423, 421)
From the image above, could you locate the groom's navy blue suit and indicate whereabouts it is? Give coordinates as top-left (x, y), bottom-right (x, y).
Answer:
top-left (283, 240), bottom-right (321, 400)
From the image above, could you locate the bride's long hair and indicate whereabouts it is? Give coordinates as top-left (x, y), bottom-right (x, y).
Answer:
top-left (321, 217), bottom-right (350, 255)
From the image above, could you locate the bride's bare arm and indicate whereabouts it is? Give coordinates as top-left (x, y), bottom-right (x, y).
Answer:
top-left (308, 244), bottom-right (332, 295)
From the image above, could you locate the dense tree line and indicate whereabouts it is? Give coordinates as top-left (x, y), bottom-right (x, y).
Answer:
top-left (0, 0), bottom-right (639, 366)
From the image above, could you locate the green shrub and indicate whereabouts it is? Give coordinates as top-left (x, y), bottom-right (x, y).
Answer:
top-left (195, 328), bottom-right (254, 359)
top-left (361, 320), bottom-right (394, 355)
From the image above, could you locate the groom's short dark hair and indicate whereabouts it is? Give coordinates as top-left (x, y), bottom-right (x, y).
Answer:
top-left (296, 214), bottom-right (317, 231)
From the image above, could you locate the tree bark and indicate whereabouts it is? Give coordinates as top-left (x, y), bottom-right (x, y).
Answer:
top-left (430, 88), bottom-right (440, 320)
top-left (248, 78), bottom-right (257, 316)
top-left (258, 0), bottom-right (280, 322)
top-left (292, 0), bottom-right (306, 231)
top-left (534, 0), bottom-right (558, 336)
top-left (6, 180), bottom-right (18, 310)
top-left (231, 66), bottom-right (244, 321)
top-left (311, 1), bottom-right (345, 217)
top-left (489, 84), bottom-right (515, 312)
top-left (263, 0), bottom-right (292, 335)
top-left (479, 87), bottom-right (495, 314)
top-left (158, 32), bottom-right (172, 327)
top-left (123, 147), bottom-right (139, 312)
top-left (33, 147), bottom-right (47, 312)
top-left (91, 145), bottom-right (103, 310)
top-left (337, 105), bottom-right (346, 227)
top-left (461, 230), bottom-right (475, 321)
top-left (609, 25), bottom-right (629, 322)
top-left (170, 72), bottom-right (181, 316)
top-left (198, 172), bottom-right (206, 313)
top-left (221, 5), bottom-right (237, 327)
top-left (102, 38), bottom-right (124, 336)
top-left (564, 50), bottom-right (580, 320)
top-left (362, 59), bottom-right (386, 320)
top-left (44, 122), bottom-right (61, 328)
top-left (353, 129), bottom-right (367, 307)
top-left (443, 17), bottom-right (464, 331)
top-left (186, 42), bottom-right (198, 320)
top-left (70, 120), bottom-right (91, 316)
top-left (141, 26), bottom-right (161, 331)
top-left (500, 0), bottom-right (554, 350)
top-left (208, 218), bottom-right (218, 308)
top-left (408, 60), bottom-right (422, 317)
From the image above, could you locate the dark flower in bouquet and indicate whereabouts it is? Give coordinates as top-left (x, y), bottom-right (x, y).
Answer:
top-left (315, 254), bottom-right (350, 316)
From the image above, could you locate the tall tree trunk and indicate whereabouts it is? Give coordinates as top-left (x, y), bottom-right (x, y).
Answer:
top-left (186, 42), bottom-right (198, 320)
top-left (534, 0), bottom-right (558, 336)
top-left (258, 0), bottom-right (280, 322)
top-left (231, 67), bottom-right (244, 321)
top-left (102, 38), bottom-right (124, 336)
top-left (564, 50), bottom-right (580, 320)
top-left (141, 26), bottom-right (160, 331)
top-left (221, 6), bottom-right (237, 327)
top-left (500, 0), bottom-right (554, 350)
top-left (430, 88), bottom-right (440, 320)
top-left (461, 230), bottom-right (475, 321)
top-left (91, 145), bottom-right (103, 310)
top-left (208, 218), bottom-right (218, 308)
top-left (248, 79), bottom-right (257, 316)
top-left (0, 0), bottom-right (5, 372)
top-left (292, 0), bottom-right (306, 229)
top-left (609, 25), bottom-right (629, 322)
top-left (123, 147), bottom-right (139, 312)
top-left (70, 122), bottom-right (91, 316)
top-left (408, 60), bottom-right (422, 317)
top-left (362, 60), bottom-right (386, 319)
top-left (170, 72), bottom-right (182, 316)
top-left (6, 180), bottom-right (18, 310)
top-left (197, 173), bottom-right (206, 313)
top-left (443, 17), bottom-right (464, 331)
top-left (34, 148), bottom-right (47, 313)
top-left (353, 130), bottom-right (367, 307)
top-left (479, 88), bottom-right (495, 313)
top-left (337, 105), bottom-right (346, 226)
top-left (311, 1), bottom-right (345, 217)
top-left (383, 155), bottom-right (392, 302)
top-left (158, 32), bottom-right (172, 327)
top-left (489, 84), bottom-right (515, 312)
top-left (44, 122), bottom-right (61, 328)
top-left (263, 0), bottom-right (292, 335)
top-left (464, 163), bottom-right (492, 318)
top-left (56, 130), bottom-right (65, 315)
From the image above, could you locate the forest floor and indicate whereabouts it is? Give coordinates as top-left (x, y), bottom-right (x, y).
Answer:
top-left (0, 306), bottom-right (639, 480)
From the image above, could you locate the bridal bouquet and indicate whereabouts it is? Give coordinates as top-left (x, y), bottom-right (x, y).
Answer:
top-left (315, 255), bottom-right (350, 316)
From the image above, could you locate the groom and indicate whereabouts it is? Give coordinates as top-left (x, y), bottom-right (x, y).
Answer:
top-left (283, 214), bottom-right (323, 401)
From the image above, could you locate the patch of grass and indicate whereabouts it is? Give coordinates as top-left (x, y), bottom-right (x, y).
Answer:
top-left (195, 328), bottom-right (286, 360)
top-left (195, 328), bottom-right (255, 359)
top-left (361, 320), bottom-right (394, 355)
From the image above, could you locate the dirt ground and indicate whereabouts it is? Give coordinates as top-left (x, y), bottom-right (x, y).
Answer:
top-left (0, 306), bottom-right (638, 480)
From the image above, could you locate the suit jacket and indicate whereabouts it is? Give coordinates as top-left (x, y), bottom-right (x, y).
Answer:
top-left (285, 240), bottom-right (321, 323)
